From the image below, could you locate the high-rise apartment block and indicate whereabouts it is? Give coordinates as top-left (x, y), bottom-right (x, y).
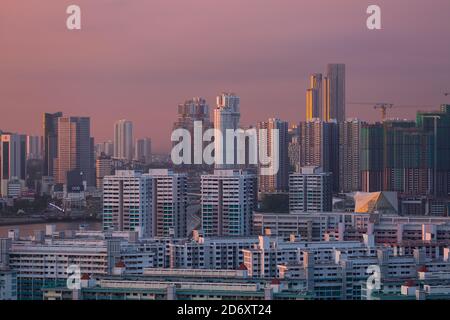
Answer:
top-left (361, 105), bottom-right (450, 199)
top-left (55, 116), bottom-right (94, 186)
top-left (43, 112), bottom-right (62, 177)
top-left (306, 74), bottom-right (323, 121)
top-left (103, 170), bottom-right (154, 238)
top-left (324, 63), bottom-right (346, 122)
top-left (96, 154), bottom-right (113, 190)
top-left (257, 118), bottom-right (289, 193)
top-left (0, 133), bottom-right (27, 197)
top-left (339, 119), bottom-right (362, 192)
top-left (305, 64), bottom-right (345, 122)
top-left (148, 169), bottom-right (188, 238)
top-left (299, 119), bottom-right (339, 191)
top-left (26, 136), bottom-right (43, 160)
top-left (201, 169), bottom-right (257, 236)
top-left (114, 120), bottom-right (133, 161)
top-left (135, 138), bottom-right (152, 164)
top-left (103, 169), bottom-right (187, 238)
top-left (214, 93), bottom-right (240, 168)
top-left (417, 105), bottom-right (450, 197)
top-left (361, 122), bottom-right (384, 192)
top-left (289, 166), bottom-right (333, 212)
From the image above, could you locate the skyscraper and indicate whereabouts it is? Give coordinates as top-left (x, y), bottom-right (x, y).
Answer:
top-left (361, 106), bottom-right (450, 198)
top-left (172, 97), bottom-right (211, 167)
top-left (339, 119), bottom-right (362, 192)
top-left (214, 93), bottom-right (240, 168)
top-left (55, 117), bottom-right (94, 186)
top-left (306, 74), bottom-right (323, 121)
top-left (257, 118), bottom-right (289, 193)
top-left (289, 166), bottom-right (333, 213)
top-left (95, 141), bottom-right (114, 158)
top-left (299, 119), bottom-right (339, 191)
top-left (96, 154), bottom-right (112, 190)
top-left (114, 120), bottom-right (133, 161)
top-left (103, 170), bottom-right (154, 238)
top-left (148, 169), bottom-right (188, 238)
top-left (0, 134), bottom-right (27, 197)
top-left (134, 138), bottom-right (152, 164)
top-left (416, 105), bottom-right (450, 197)
top-left (43, 112), bottom-right (62, 177)
top-left (201, 169), bottom-right (257, 237)
top-left (26, 136), bottom-right (43, 160)
top-left (382, 120), bottom-right (429, 194)
top-left (361, 123), bottom-right (384, 192)
top-left (323, 64), bottom-right (345, 122)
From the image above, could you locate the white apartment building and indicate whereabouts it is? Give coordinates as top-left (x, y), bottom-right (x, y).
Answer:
top-left (113, 120), bottom-right (133, 161)
top-left (103, 170), bottom-right (154, 238)
top-left (253, 211), bottom-right (450, 251)
top-left (168, 232), bottom-right (259, 269)
top-left (289, 166), bottom-right (333, 212)
top-left (201, 169), bottom-right (257, 237)
top-left (147, 169), bottom-right (188, 238)
top-left (214, 92), bottom-right (240, 168)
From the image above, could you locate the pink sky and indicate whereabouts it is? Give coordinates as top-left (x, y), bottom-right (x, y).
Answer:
top-left (1, 0), bottom-right (450, 152)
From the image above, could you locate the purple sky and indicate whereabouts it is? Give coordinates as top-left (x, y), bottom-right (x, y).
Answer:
top-left (1, 0), bottom-right (450, 152)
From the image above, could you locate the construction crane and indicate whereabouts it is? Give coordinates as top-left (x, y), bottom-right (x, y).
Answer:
top-left (374, 103), bottom-right (393, 121)
top-left (347, 102), bottom-right (432, 121)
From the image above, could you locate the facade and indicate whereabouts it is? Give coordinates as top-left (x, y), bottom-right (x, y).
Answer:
top-left (5, 237), bottom-right (121, 300)
top-left (148, 169), bottom-right (188, 238)
top-left (96, 154), bottom-right (113, 190)
top-left (416, 104), bottom-right (450, 197)
top-left (339, 119), bottom-right (362, 192)
top-left (55, 116), bottom-right (95, 186)
top-left (323, 63), bottom-right (346, 122)
top-left (134, 138), bottom-right (152, 164)
top-left (172, 97), bottom-right (211, 167)
top-left (214, 92), bottom-right (240, 168)
top-left (305, 74), bottom-right (323, 121)
top-left (201, 169), bottom-right (257, 236)
top-left (26, 135), bottom-right (43, 160)
top-left (253, 211), bottom-right (450, 247)
top-left (299, 119), bottom-right (339, 191)
top-left (114, 120), bottom-right (133, 161)
top-left (43, 112), bottom-right (62, 177)
top-left (0, 268), bottom-right (17, 300)
top-left (96, 140), bottom-right (114, 158)
top-left (1, 221), bottom-right (450, 300)
top-left (361, 122), bottom-right (384, 192)
top-left (257, 118), bottom-right (289, 193)
top-left (289, 167), bottom-right (333, 213)
top-left (42, 271), bottom-right (299, 300)
top-left (0, 133), bottom-right (27, 197)
top-left (361, 106), bottom-right (450, 198)
top-left (103, 171), bottom-right (154, 238)
top-left (383, 120), bottom-right (432, 195)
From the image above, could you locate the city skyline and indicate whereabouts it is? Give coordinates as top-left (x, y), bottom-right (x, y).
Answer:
top-left (3, 0), bottom-right (450, 306)
top-left (2, 0), bottom-right (450, 152)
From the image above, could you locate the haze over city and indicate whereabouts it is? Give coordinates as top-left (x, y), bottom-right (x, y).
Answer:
top-left (1, 0), bottom-right (450, 153)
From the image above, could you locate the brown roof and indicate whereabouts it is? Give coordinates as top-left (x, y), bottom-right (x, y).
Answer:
top-left (271, 278), bottom-right (281, 285)
top-left (238, 263), bottom-right (248, 271)
top-left (115, 260), bottom-right (126, 268)
top-left (81, 273), bottom-right (90, 280)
